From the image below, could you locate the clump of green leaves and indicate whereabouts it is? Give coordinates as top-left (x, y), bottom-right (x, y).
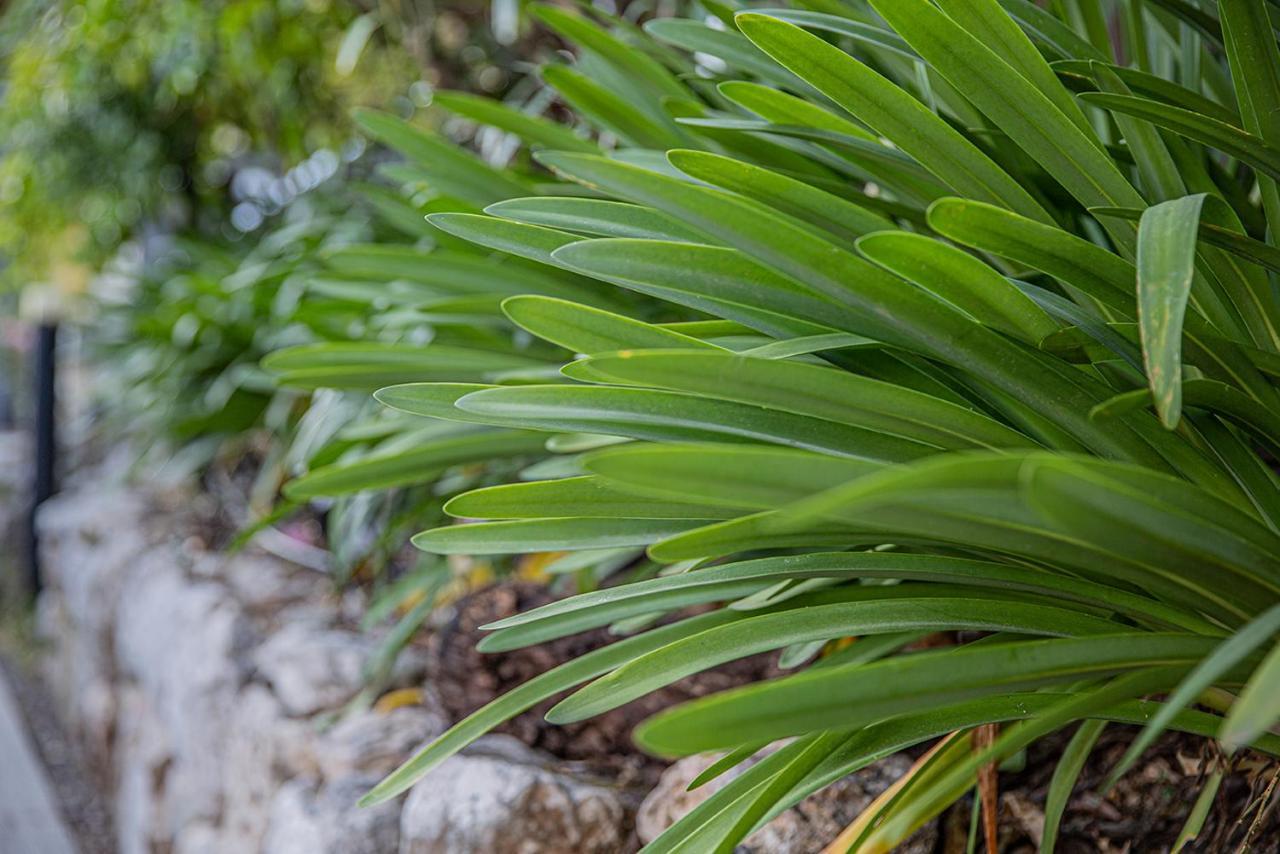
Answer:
top-left (267, 0), bottom-right (1280, 848)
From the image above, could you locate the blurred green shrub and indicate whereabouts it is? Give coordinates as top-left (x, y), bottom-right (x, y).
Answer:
top-left (0, 0), bottom-right (418, 292)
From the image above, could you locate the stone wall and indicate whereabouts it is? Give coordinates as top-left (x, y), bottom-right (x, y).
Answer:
top-left (33, 462), bottom-right (935, 853)
top-left (0, 429), bottom-right (30, 600)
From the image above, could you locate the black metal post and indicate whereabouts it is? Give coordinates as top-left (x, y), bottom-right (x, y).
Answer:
top-left (26, 322), bottom-right (57, 598)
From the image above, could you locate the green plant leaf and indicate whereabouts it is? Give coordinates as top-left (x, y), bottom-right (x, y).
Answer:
top-left (483, 551), bottom-right (1214, 652)
top-left (453, 382), bottom-right (945, 461)
top-left (541, 64), bottom-right (685, 149)
top-left (353, 109), bottom-right (530, 204)
top-left (927, 198), bottom-right (1134, 312)
top-left (856, 230), bottom-right (1059, 342)
top-left (502, 295), bottom-right (716, 354)
top-left (564, 348), bottom-right (1035, 452)
top-left (936, 0), bottom-right (1098, 145)
top-left (485, 197), bottom-right (706, 242)
top-left (1052, 59), bottom-right (1240, 126)
top-left (1172, 770), bottom-right (1224, 853)
top-left (1080, 93), bottom-right (1280, 181)
top-left (443, 475), bottom-right (741, 520)
top-left (668, 149), bottom-right (894, 241)
top-left (413, 517), bottom-right (704, 555)
top-left (536, 153), bottom-right (1175, 465)
top-left (1221, 635), bottom-right (1280, 751)
top-left (550, 591), bottom-right (1126, 724)
top-left (1219, 0), bottom-right (1280, 252)
top-left (431, 90), bottom-right (599, 152)
top-left (531, 3), bottom-right (689, 104)
top-left (263, 343), bottom-right (548, 390)
top-left (735, 13), bottom-right (1054, 223)
top-left (644, 18), bottom-right (806, 89)
top-left (284, 428), bottom-right (545, 499)
top-left (1042, 719), bottom-right (1106, 854)
top-left (867, 0), bottom-right (1144, 213)
top-left (634, 634), bottom-right (1218, 755)
top-left (1137, 194), bottom-right (1207, 428)
top-left (1091, 205), bottom-right (1280, 275)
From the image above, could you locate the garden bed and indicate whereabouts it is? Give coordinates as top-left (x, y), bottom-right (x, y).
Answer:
top-left (19, 451), bottom-right (1277, 853)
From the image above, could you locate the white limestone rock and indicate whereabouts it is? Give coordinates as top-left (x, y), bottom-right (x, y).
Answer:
top-left (35, 483), bottom-right (153, 762)
top-left (113, 548), bottom-right (254, 837)
top-left (398, 735), bottom-right (628, 854)
top-left (315, 704), bottom-right (447, 783)
top-left (252, 623), bottom-right (374, 717)
top-left (112, 686), bottom-right (172, 854)
top-left (262, 776), bottom-right (402, 854)
top-left (253, 622), bottom-right (428, 718)
top-left (219, 684), bottom-right (317, 852)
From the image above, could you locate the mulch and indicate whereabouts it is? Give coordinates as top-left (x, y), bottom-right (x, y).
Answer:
top-left (956, 723), bottom-right (1280, 853)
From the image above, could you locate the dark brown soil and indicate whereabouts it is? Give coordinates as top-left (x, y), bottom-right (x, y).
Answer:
top-left (424, 581), bottom-right (783, 790)
top-left (941, 724), bottom-right (1280, 853)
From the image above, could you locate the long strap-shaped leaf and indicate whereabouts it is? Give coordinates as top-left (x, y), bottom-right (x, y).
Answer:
top-left (651, 690), bottom-right (1280, 853)
top-left (937, 0), bottom-right (1101, 146)
top-left (284, 429), bottom-right (546, 499)
top-left (582, 443), bottom-right (880, 511)
top-left (859, 667), bottom-right (1192, 849)
top-left (263, 342), bottom-right (549, 390)
top-left (452, 383), bottom-right (947, 461)
top-left (734, 13), bottom-right (1054, 224)
top-left (550, 593), bottom-right (1129, 724)
top-left (443, 475), bottom-right (744, 521)
top-left (644, 18), bottom-right (811, 92)
top-left (1137, 194), bottom-right (1206, 428)
top-left (761, 452), bottom-right (1280, 619)
top-left (997, 0), bottom-right (1108, 61)
top-left (485, 197), bottom-right (705, 242)
top-left (1081, 92), bottom-right (1280, 181)
top-left (936, 199), bottom-right (1279, 409)
top-left (1042, 719), bottom-right (1107, 854)
top-left (1052, 58), bottom-right (1242, 125)
top-left (1092, 204), bottom-right (1280, 274)
top-left (413, 516), bottom-right (707, 555)
top-left (669, 149), bottom-right (894, 241)
top-left (532, 3), bottom-right (687, 101)
top-left (1219, 0), bottom-right (1280, 246)
top-left (856, 230), bottom-right (1059, 343)
top-left (634, 634), bottom-right (1221, 754)
top-left (430, 90), bottom-right (598, 153)
top-left (483, 550), bottom-right (1217, 643)
top-left (565, 349), bottom-right (1036, 451)
top-left (353, 109), bottom-right (530, 204)
top-left (534, 151), bottom-right (1175, 467)
top-left (867, 0), bottom-right (1146, 214)
top-left (501, 295), bottom-right (718, 354)
top-left (1221, 631), bottom-right (1280, 751)
top-left (541, 64), bottom-right (686, 149)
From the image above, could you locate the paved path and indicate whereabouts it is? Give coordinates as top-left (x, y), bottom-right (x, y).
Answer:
top-left (0, 666), bottom-right (79, 854)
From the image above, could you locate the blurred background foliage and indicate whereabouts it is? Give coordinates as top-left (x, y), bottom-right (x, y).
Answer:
top-left (0, 0), bottom-right (562, 300)
top-left (0, 0), bottom-right (678, 563)
top-left (0, 0), bottom-right (689, 683)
